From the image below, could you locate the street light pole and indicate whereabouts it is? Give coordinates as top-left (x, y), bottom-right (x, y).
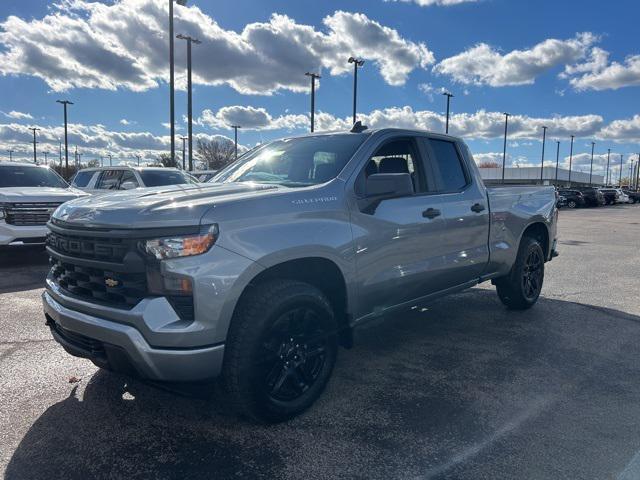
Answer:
top-left (568, 135), bottom-right (574, 187)
top-left (636, 153), bottom-right (640, 190)
top-left (555, 140), bottom-right (560, 183)
top-left (619, 154), bottom-right (623, 186)
top-left (305, 72), bottom-right (320, 133)
top-left (539, 126), bottom-right (547, 183)
top-left (348, 57), bottom-right (365, 125)
top-left (108, 154), bottom-right (112, 167)
top-left (605, 148), bottom-right (611, 185)
top-left (135, 154), bottom-right (141, 166)
top-left (56, 100), bottom-right (73, 178)
top-left (443, 91), bottom-right (454, 134)
top-left (230, 125), bottom-right (241, 160)
top-left (589, 141), bottom-right (595, 186)
top-left (180, 136), bottom-right (187, 170)
top-left (176, 33), bottom-right (201, 172)
top-left (168, 0), bottom-right (188, 167)
top-left (8, 149), bottom-right (14, 161)
top-left (501, 112), bottom-right (510, 184)
top-left (29, 127), bottom-right (40, 164)
top-left (44, 151), bottom-right (48, 165)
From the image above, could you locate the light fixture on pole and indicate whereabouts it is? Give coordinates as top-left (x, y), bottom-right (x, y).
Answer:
top-left (56, 100), bottom-right (73, 178)
top-left (305, 72), bottom-right (320, 133)
top-left (568, 135), bottom-right (575, 187)
top-left (589, 141), bottom-right (595, 186)
top-left (176, 33), bottom-right (201, 172)
top-left (135, 154), bottom-right (141, 166)
top-left (348, 57), bottom-right (365, 125)
top-left (605, 148), bottom-right (611, 185)
top-left (29, 127), bottom-right (40, 164)
top-left (8, 149), bottom-right (14, 161)
top-left (230, 125), bottom-right (241, 160)
top-left (442, 91), bottom-right (454, 134)
top-left (539, 126), bottom-right (547, 183)
top-left (501, 112), bottom-right (510, 184)
top-left (169, 0), bottom-right (188, 167)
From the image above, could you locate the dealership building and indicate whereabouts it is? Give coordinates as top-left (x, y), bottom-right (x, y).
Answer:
top-left (479, 167), bottom-right (605, 187)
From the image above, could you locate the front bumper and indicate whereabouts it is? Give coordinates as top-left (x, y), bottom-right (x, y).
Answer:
top-left (43, 290), bottom-right (225, 381)
top-left (0, 221), bottom-right (47, 245)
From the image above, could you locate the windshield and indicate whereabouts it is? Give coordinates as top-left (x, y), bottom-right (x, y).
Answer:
top-left (138, 170), bottom-right (198, 187)
top-left (0, 165), bottom-right (68, 188)
top-left (214, 134), bottom-right (368, 187)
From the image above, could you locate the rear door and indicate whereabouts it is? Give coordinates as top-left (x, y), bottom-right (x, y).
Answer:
top-left (422, 137), bottom-right (490, 288)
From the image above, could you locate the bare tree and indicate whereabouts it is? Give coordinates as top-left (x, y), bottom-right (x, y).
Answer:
top-left (157, 152), bottom-right (176, 168)
top-left (196, 138), bottom-right (236, 170)
top-left (477, 161), bottom-right (500, 168)
top-left (86, 158), bottom-right (100, 168)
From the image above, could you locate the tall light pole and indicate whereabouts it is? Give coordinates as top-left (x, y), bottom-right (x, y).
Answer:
top-left (135, 154), bottom-right (141, 167)
top-left (59, 141), bottom-right (63, 170)
top-left (56, 100), bottom-right (73, 178)
top-left (230, 125), bottom-right (241, 160)
top-left (619, 154), bottom-right (623, 186)
top-left (636, 153), bottom-right (640, 190)
top-left (8, 149), bottom-right (14, 161)
top-left (305, 72), bottom-right (320, 133)
top-left (568, 135), bottom-right (575, 187)
top-left (589, 141), bottom-right (595, 186)
top-left (168, 0), bottom-right (188, 166)
top-left (180, 136), bottom-right (187, 170)
top-left (605, 148), bottom-right (611, 185)
top-left (348, 57), bottom-right (364, 125)
top-left (29, 127), bottom-right (40, 164)
top-left (43, 151), bottom-right (49, 165)
top-left (108, 154), bottom-right (112, 167)
top-left (539, 126), bottom-right (547, 183)
top-left (501, 112), bottom-right (510, 184)
top-left (554, 140), bottom-right (560, 183)
top-left (176, 33), bottom-right (201, 172)
top-left (443, 91), bottom-right (454, 134)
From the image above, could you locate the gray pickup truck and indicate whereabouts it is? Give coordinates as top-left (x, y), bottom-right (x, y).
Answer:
top-left (43, 127), bottom-right (558, 422)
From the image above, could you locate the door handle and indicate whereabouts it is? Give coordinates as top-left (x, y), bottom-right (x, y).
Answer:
top-left (471, 203), bottom-right (486, 213)
top-left (422, 208), bottom-right (441, 219)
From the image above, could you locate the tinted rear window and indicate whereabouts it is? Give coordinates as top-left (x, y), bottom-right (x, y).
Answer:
top-left (429, 139), bottom-right (468, 191)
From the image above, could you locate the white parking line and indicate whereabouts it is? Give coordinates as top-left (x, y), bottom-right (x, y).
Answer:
top-left (617, 450), bottom-right (640, 480)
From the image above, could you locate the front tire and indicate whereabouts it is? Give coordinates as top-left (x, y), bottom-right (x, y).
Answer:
top-left (495, 236), bottom-right (545, 310)
top-left (223, 280), bottom-right (338, 423)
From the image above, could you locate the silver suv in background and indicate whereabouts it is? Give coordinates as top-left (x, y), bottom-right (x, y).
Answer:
top-left (71, 166), bottom-right (198, 193)
top-left (44, 128), bottom-right (558, 422)
top-left (0, 163), bottom-right (87, 246)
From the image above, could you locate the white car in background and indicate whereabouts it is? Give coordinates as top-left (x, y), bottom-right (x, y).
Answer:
top-left (0, 162), bottom-right (87, 246)
top-left (614, 188), bottom-right (630, 204)
top-left (70, 166), bottom-right (199, 193)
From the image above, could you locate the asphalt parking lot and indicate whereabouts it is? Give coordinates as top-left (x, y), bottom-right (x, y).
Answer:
top-left (1, 205), bottom-right (640, 480)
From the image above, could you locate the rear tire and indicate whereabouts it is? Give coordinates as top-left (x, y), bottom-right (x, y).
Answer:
top-left (495, 236), bottom-right (545, 310)
top-left (222, 279), bottom-right (338, 423)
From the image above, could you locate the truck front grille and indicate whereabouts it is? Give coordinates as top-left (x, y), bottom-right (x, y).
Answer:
top-left (5, 202), bottom-right (62, 226)
top-left (47, 230), bottom-right (130, 263)
top-left (49, 258), bottom-right (147, 308)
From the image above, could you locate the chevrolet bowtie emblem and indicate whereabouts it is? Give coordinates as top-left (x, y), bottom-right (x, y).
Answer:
top-left (105, 278), bottom-right (119, 288)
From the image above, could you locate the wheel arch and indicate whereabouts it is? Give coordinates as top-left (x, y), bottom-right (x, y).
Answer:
top-left (233, 256), bottom-right (352, 348)
top-left (520, 221), bottom-right (550, 260)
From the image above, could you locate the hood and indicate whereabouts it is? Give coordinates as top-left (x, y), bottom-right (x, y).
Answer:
top-left (0, 187), bottom-right (87, 204)
top-left (53, 182), bottom-right (282, 229)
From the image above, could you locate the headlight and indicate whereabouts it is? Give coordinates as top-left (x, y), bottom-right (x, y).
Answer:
top-left (143, 225), bottom-right (218, 260)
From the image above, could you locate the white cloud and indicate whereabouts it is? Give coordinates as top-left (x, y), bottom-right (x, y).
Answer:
top-left (596, 115), bottom-right (640, 143)
top-left (119, 118), bottom-right (135, 125)
top-left (0, 1), bottom-right (434, 94)
top-left (197, 106), bottom-right (308, 131)
top-left (2, 110), bottom-right (34, 120)
top-left (387, 0), bottom-right (479, 6)
top-left (564, 48), bottom-right (640, 91)
top-left (434, 33), bottom-right (598, 86)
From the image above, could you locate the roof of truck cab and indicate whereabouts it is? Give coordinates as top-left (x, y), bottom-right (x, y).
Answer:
top-left (76, 166), bottom-right (182, 172)
top-left (279, 127), bottom-right (464, 143)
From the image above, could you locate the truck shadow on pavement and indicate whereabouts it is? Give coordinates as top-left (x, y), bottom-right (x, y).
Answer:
top-left (0, 247), bottom-right (49, 294)
top-left (6, 288), bottom-right (640, 480)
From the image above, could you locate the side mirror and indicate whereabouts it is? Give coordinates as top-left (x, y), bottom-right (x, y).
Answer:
top-left (365, 173), bottom-right (413, 198)
top-left (120, 181), bottom-right (138, 190)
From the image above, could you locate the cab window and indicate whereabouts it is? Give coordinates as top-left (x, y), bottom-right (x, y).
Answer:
top-left (95, 170), bottom-right (122, 190)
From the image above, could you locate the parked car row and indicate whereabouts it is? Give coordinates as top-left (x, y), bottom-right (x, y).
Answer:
top-left (0, 163), bottom-right (212, 247)
top-left (557, 186), bottom-right (637, 208)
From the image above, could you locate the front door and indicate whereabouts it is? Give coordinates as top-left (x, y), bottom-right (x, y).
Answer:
top-left (350, 136), bottom-right (449, 321)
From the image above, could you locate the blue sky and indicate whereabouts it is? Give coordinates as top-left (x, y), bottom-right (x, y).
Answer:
top-left (1, 0), bottom-right (639, 178)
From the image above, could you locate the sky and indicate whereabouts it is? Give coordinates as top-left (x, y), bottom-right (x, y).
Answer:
top-left (0, 0), bottom-right (639, 178)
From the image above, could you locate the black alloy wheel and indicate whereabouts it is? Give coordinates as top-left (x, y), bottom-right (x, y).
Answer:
top-left (521, 248), bottom-right (543, 301)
